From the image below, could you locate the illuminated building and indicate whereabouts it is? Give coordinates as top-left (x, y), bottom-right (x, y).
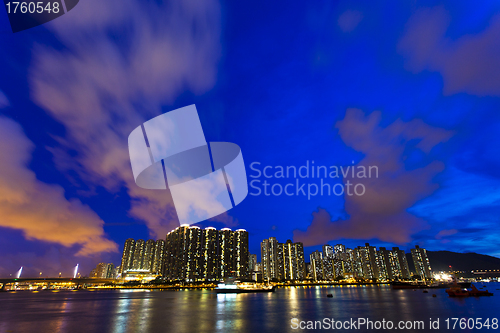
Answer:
top-left (152, 239), bottom-right (166, 275)
top-left (202, 227), bottom-right (218, 281)
top-left (334, 244), bottom-right (345, 254)
top-left (143, 239), bottom-right (155, 271)
top-left (248, 254), bottom-right (257, 272)
top-left (165, 225), bottom-right (189, 281)
top-left (261, 237), bottom-right (279, 281)
top-left (120, 238), bottom-right (135, 274)
top-left (132, 239), bottom-right (145, 270)
top-left (262, 237), bottom-right (304, 281)
top-left (391, 247), bottom-right (410, 280)
top-left (310, 250), bottom-right (323, 281)
top-left (323, 245), bottom-right (334, 259)
top-left (377, 247), bottom-right (392, 281)
top-left (118, 237), bottom-right (162, 280)
top-left (411, 245), bottom-right (432, 280)
top-left (234, 229), bottom-right (249, 278)
top-left (282, 240), bottom-right (305, 280)
top-left (186, 226), bottom-right (203, 282)
top-left (92, 263), bottom-right (116, 278)
top-left (355, 243), bottom-right (379, 280)
top-left (219, 228), bottom-right (234, 279)
top-left (164, 226), bottom-right (249, 282)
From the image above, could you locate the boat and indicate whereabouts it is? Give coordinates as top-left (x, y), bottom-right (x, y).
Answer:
top-left (446, 284), bottom-right (493, 297)
top-left (215, 278), bottom-right (275, 293)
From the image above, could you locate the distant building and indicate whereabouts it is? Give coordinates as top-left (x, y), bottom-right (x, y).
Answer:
top-left (310, 250), bottom-right (323, 281)
top-left (132, 239), bottom-right (145, 270)
top-left (304, 243), bottom-right (426, 282)
top-left (152, 240), bottom-right (166, 275)
top-left (203, 227), bottom-right (219, 281)
top-left (120, 238), bottom-right (136, 275)
top-left (391, 247), bottom-right (410, 280)
top-left (377, 247), bottom-right (391, 280)
top-left (248, 254), bottom-right (257, 272)
top-left (261, 237), bottom-right (279, 281)
top-left (91, 263), bottom-right (116, 279)
top-left (118, 237), bottom-right (164, 279)
top-left (281, 240), bottom-right (305, 280)
top-left (234, 229), bottom-right (249, 278)
top-left (323, 245), bottom-right (334, 259)
top-left (411, 245), bottom-right (432, 280)
top-left (262, 237), bottom-right (305, 281)
top-left (143, 239), bottom-right (155, 272)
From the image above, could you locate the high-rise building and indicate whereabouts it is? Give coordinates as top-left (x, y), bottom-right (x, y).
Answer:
top-left (234, 229), bottom-right (249, 278)
top-left (92, 263), bottom-right (116, 278)
top-left (323, 244), bottom-right (334, 259)
top-left (411, 245), bottom-right (432, 280)
top-left (203, 227), bottom-right (219, 281)
top-left (186, 226), bottom-right (203, 282)
top-left (281, 240), bottom-right (305, 280)
top-left (310, 250), bottom-right (323, 281)
top-left (165, 225), bottom-right (188, 281)
top-left (143, 239), bottom-right (156, 272)
top-left (248, 254), bottom-right (257, 272)
top-left (355, 243), bottom-right (380, 280)
top-left (119, 238), bottom-right (159, 277)
top-left (164, 226), bottom-right (249, 282)
top-left (152, 239), bottom-right (166, 275)
top-left (219, 228), bottom-right (234, 279)
top-left (262, 237), bottom-right (305, 281)
top-left (120, 238), bottom-right (135, 274)
top-left (261, 237), bottom-right (279, 281)
top-left (377, 247), bottom-right (391, 281)
top-left (334, 244), bottom-right (346, 255)
top-left (391, 247), bottom-right (410, 280)
top-left (132, 239), bottom-right (145, 270)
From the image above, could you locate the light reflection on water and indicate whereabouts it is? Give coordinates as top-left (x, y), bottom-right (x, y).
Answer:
top-left (0, 284), bottom-right (498, 333)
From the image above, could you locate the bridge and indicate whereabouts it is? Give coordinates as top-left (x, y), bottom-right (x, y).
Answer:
top-left (0, 277), bottom-right (117, 286)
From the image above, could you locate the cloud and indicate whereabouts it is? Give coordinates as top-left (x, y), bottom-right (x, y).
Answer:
top-left (294, 109), bottom-right (453, 246)
top-left (30, 0), bottom-right (222, 238)
top-left (338, 10), bottom-right (363, 32)
top-left (435, 229), bottom-right (458, 239)
top-left (0, 116), bottom-right (117, 256)
top-left (408, 167), bottom-right (500, 256)
top-left (0, 90), bottom-right (9, 108)
top-left (399, 7), bottom-right (500, 96)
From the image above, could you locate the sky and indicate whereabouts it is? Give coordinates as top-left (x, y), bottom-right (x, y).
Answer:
top-left (1, 0), bottom-right (500, 277)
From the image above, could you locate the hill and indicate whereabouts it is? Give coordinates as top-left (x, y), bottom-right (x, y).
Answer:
top-left (406, 251), bottom-right (500, 272)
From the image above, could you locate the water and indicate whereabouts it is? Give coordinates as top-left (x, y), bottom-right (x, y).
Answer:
top-left (0, 284), bottom-right (498, 332)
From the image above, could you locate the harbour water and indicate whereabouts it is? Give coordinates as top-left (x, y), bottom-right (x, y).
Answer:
top-left (0, 283), bottom-right (498, 332)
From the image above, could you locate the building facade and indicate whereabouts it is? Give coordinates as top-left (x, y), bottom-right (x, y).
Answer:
top-left (164, 225), bottom-right (249, 282)
top-left (261, 237), bottom-right (305, 281)
top-left (411, 245), bottom-right (432, 280)
top-left (119, 238), bottom-right (165, 277)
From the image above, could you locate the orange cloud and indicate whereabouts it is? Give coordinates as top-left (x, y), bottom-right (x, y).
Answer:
top-left (0, 117), bottom-right (117, 256)
top-left (29, 0), bottom-right (224, 238)
top-left (294, 109), bottom-right (453, 246)
top-left (399, 7), bottom-right (500, 96)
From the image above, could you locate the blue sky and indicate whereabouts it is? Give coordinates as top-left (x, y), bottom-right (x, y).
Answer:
top-left (1, 0), bottom-right (500, 277)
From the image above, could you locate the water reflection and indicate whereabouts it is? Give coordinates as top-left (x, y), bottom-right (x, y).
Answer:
top-left (0, 283), bottom-right (498, 333)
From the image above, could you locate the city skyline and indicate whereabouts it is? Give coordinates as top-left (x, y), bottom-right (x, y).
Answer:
top-left (83, 228), bottom-right (433, 283)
